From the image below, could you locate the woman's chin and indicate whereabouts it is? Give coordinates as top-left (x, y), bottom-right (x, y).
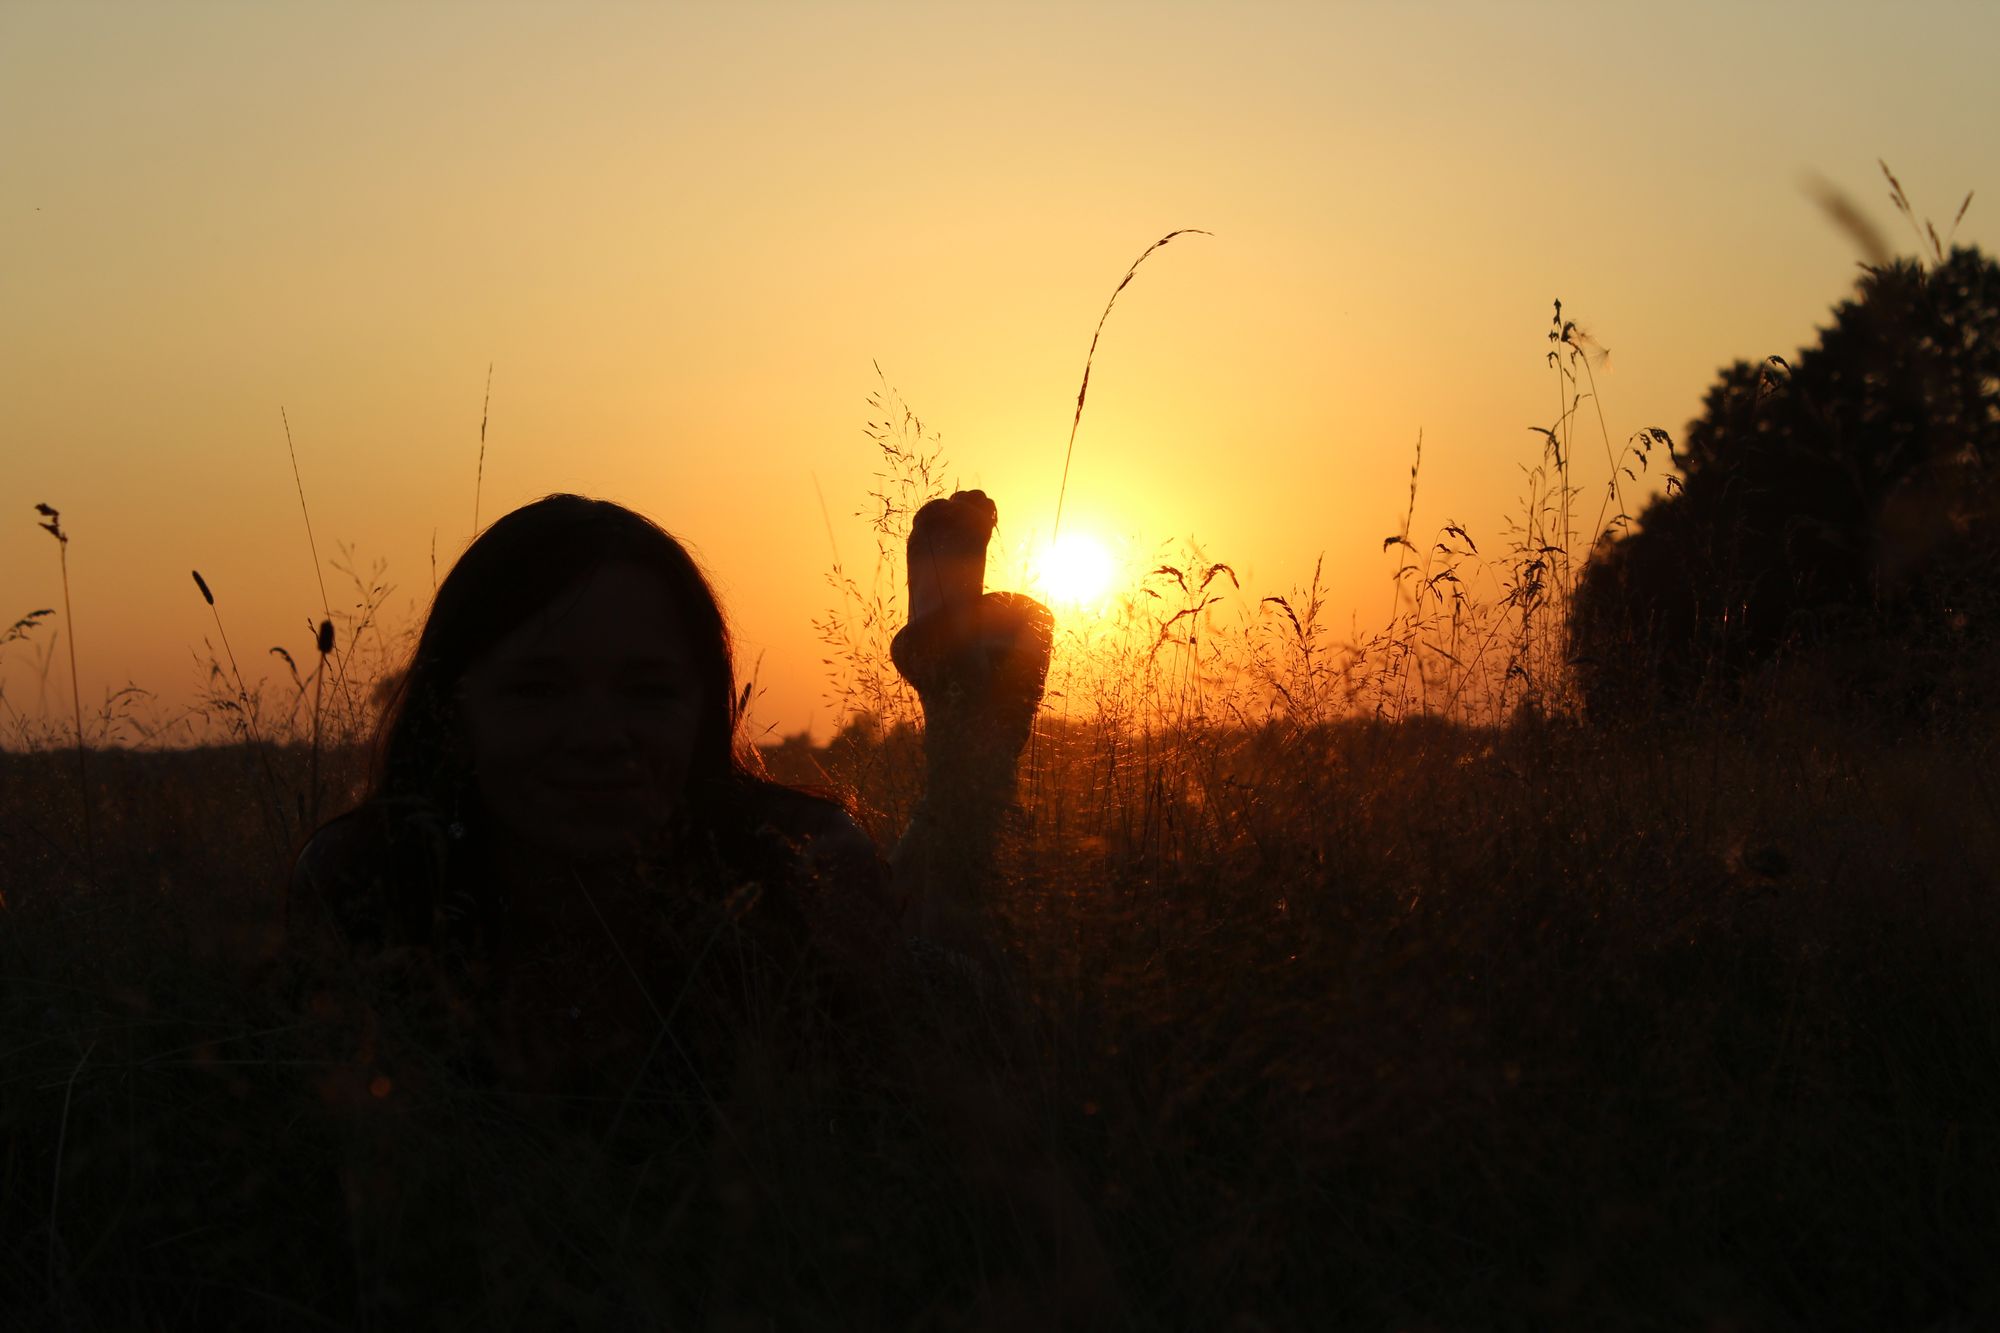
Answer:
top-left (548, 822), bottom-right (663, 866)
top-left (506, 807), bottom-right (671, 868)
top-left (471, 781), bottom-right (680, 869)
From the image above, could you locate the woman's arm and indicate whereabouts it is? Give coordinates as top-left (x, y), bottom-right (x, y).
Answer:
top-left (887, 493), bottom-right (1052, 945)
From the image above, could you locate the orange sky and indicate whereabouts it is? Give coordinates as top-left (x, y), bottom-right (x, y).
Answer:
top-left (3, 2), bottom-right (1995, 743)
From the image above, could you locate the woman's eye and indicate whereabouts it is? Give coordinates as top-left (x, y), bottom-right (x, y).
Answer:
top-left (504, 678), bottom-right (562, 701)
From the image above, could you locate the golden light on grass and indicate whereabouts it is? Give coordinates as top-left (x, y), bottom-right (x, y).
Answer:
top-left (1033, 531), bottom-right (1117, 612)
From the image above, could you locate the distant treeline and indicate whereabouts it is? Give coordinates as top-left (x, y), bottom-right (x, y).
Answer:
top-left (1573, 246), bottom-right (2000, 717)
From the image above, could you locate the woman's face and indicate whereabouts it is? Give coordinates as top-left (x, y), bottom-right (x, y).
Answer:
top-left (456, 560), bottom-right (705, 865)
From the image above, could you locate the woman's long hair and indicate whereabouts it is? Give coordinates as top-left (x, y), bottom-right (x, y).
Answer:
top-left (356, 495), bottom-right (804, 905)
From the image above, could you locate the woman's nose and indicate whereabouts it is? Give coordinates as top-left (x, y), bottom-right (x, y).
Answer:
top-left (562, 686), bottom-right (639, 752)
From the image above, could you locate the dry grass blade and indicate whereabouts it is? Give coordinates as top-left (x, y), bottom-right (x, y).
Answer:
top-left (473, 361), bottom-right (493, 535)
top-left (1052, 228), bottom-right (1213, 542)
top-left (47, 1037), bottom-right (97, 1304)
top-left (190, 569), bottom-right (291, 851)
top-left (308, 618), bottom-right (334, 830)
top-left (1879, 158), bottom-right (1940, 263)
top-left (1881, 158), bottom-right (1911, 216)
top-left (1262, 595), bottom-right (1304, 640)
top-left (282, 407), bottom-right (331, 622)
top-left (1803, 173), bottom-right (1890, 267)
top-left (192, 572), bottom-right (252, 715)
top-left (1385, 431), bottom-right (1423, 623)
top-left (282, 411), bottom-right (367, 736)
top-left (5, 609), bottom-right (54, 644)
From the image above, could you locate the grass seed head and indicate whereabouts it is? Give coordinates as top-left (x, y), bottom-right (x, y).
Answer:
top-left (35, 503), bottom-right (66, 544)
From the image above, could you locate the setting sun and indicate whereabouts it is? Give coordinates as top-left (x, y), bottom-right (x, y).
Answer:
top-left (1034, 531), bottom-right (1118, 611)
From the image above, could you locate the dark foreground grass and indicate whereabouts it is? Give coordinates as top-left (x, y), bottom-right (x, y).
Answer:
top-left (4, 712), bottom-right (1999, 1330)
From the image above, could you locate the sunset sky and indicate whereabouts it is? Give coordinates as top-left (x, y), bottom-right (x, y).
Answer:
top-left (3, 2), bottom-right (1995, 742)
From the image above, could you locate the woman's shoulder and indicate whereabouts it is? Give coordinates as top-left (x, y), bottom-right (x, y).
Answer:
top-left (731, 780), bottom-right (906, 946)
top-left (742, 781), bottom-right (879, 861)
top-left (292, 803), bottom-right (417, 893)
top-left (289, 800), bottom-right (446, 953)
top-left (293, 806), bottom-right (386, 880)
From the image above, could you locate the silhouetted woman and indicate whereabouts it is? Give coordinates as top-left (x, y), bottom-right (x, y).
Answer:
top-left (288, 490), bottom-right (1050, 1101)
top-left (280, 491), bottom-right (1134, 1326)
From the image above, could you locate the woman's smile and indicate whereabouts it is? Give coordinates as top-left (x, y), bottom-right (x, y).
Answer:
top-left (457, 560), bottom-right (705, 862)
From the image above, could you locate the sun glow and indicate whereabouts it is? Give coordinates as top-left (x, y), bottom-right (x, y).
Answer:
top-left (1034, 531), bottom-right (1118, 612)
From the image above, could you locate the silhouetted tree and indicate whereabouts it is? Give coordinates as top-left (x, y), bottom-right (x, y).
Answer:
top-left (1572, 246), bottom-right (2000, 718)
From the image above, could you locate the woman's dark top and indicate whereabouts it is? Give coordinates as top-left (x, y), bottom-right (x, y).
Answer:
top-left (286, 783), bottom-right (907, 1111)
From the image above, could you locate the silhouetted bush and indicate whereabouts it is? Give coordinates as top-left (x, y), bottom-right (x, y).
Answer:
top-left (1573, 246), bottom-right (2000, 719)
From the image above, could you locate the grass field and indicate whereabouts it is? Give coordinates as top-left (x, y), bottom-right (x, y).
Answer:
top-left (4, 692), bottom-right (1997, 1328)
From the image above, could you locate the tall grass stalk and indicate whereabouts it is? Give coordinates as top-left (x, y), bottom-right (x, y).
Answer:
top-left (1051, 229), bottom-right (1210, 545)
top-left (473, 361), bottom-right (493, 535)
top-left (33, 504), bottom-right (92, 880)
top-left (1551, 314), bottom-right (1629, 545)
top-left (309, 618), bottom-right (334, 831)
top-left (282, 407), bottom-right (334, 627)
top-left (282, 407), bottom-right (366, 760)
top-left (192, 569), bottom-right (290, 856)
top-left (1033, 229), bottom-right (1210, 819)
